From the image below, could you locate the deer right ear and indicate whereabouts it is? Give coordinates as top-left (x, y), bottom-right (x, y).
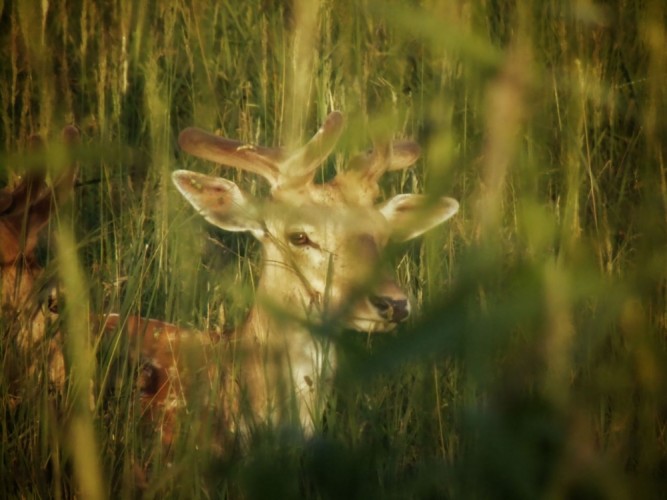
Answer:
top-left (379, 194), bottom-right (459, 242)
top-left (172, 170), bottom-right (264, 235)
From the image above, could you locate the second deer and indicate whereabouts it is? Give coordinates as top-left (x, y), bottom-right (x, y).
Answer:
top-left (1, 127), bottom-right (80, 394)
top-left (0, 126), bottom-right (216, 446)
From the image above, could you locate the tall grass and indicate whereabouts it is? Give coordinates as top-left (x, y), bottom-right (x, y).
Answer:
top-left (1, 0), bottom-right (665, 497)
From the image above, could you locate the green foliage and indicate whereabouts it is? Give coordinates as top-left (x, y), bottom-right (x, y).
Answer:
top-left (1, 0), bottom-right (665, 497)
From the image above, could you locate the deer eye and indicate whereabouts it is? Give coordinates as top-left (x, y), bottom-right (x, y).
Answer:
top-left (287, 231), bottom-right (310, 246)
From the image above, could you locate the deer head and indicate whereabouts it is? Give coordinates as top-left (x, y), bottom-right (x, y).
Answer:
top-left (1, 127), bottom-right (79, 313)
top-left (172, 112), bottom-right (458, 336)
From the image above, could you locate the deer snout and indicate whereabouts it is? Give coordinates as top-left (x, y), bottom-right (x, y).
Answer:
top-left (369, 295), bottom-right (410, 323)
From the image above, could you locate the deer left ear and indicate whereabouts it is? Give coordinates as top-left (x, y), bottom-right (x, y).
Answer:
top-left (172, 170), bottom-right (264, 235)
top-left (379, 194), bottom-right (459, 242)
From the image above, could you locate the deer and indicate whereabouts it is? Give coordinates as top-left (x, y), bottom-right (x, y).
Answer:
top-left (1, 126), bottom-right (80, 398)
top-left (0, 125), bottom-right (218, 453)
top-left (160, 110), bottom-right (460, 436)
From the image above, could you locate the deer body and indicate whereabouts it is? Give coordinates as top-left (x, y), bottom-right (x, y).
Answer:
top-left (171, 111), bottom-right (459, 431)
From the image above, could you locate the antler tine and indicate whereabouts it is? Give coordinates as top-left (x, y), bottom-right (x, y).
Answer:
top-left (388, 140), bottom-right (421, 171)
top-left (277, 111), bottom-right (344, 188)
top-left (337, 137), bottom-right (422, 205)
top-left (178, 127), bottom-right (283, 187)
top-left (361, 140), bottom-right (391, 184)
top-left (350, 138), bottom-right (421, 183)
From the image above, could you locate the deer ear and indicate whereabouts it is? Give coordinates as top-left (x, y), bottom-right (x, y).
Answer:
top-left (172, 170), bottom-right (264, 234)
top-left (379, 194), bottom-right (459, 242)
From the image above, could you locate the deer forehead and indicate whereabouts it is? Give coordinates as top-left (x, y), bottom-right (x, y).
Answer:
top-left (265, 184), bottom-right (390, 241)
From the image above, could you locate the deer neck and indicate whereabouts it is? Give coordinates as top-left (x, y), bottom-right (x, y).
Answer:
top-left (238, 254), bottom-right (336, 430)
top-left (242, 270), bottom-right (324, 346)
top-left (243, 240), bottom-right (329, 341)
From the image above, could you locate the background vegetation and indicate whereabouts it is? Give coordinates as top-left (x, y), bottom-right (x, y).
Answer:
top-left (1, 0), bottom-right (665, 497)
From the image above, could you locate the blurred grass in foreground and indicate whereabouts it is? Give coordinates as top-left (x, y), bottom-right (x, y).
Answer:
top-left (1, 0), bottom-right (665, 497)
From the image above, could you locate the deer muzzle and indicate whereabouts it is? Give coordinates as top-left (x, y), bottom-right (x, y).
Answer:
top-left (369, 293), bottom-right (410, 323)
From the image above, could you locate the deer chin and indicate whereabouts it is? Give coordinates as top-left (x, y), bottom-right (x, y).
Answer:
top-left (342, 295), bottom-right (411, 333)
top-left (344, 302), bottom-right (404, 333)
top-left (345, 316), bottom-right (401, 333)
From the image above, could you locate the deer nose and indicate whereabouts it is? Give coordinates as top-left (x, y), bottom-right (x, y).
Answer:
top-left (369, 296), bottom-right (410, 323)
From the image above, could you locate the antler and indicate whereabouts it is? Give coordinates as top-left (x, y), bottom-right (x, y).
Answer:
top-left (277, 111), bottom-right (344, 187)
top-left (333, 136), bottom-right (422, 205)
top-left (178, 111), bottom-right (423, 204)
top-left (177, 128), bottom-right (284, 186)
top-left (347, 139), bottom-right (421, 183)
top-left (178, 111), bottom-right (344, 191)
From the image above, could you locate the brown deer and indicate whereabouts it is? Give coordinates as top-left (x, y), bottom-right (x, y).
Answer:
top-left (162, 111), bottom-right (459, 435)
top-left (1, 126), bottom-right (79, 396)
top-left (0, 125), bottom-right (215, 446)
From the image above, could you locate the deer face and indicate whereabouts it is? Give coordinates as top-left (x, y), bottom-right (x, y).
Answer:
top-left (173, 112), bottom-right (458, 333)
top-left (1, 128), bottom-right (79, 314)
top-left (259, 187), bottom-right (402, 332)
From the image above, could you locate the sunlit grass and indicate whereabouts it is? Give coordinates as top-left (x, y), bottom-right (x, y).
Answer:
top-left (1, 0), bottom-right (665, 497)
